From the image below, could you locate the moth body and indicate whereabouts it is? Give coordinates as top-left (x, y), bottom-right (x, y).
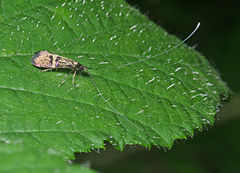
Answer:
top-left (31, 50), bottom-right (87, 86)
top-left (31, 50), bottom-right (86, 72)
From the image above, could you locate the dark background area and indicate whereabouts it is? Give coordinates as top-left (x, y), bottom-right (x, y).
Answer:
top-left (77, 0), bottom-right (240, 172)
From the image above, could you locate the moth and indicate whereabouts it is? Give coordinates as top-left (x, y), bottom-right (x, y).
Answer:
top-left (31, 50), bottom-right (127, 121)
top-left (31, 23), bottom-right (200, 122)
top-left (31, 50), bottom-right (88, 86)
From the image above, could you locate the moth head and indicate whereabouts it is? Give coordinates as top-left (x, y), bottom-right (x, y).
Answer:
top-left (77, 65), bottom-right (87, 71)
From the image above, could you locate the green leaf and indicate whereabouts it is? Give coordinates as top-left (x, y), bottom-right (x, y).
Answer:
top-left (86, 117), bottom-right (240, 173)
top-left (0, 143), bottom-right (96, 173)
top-left (0, 0), bottom-right (229, 158)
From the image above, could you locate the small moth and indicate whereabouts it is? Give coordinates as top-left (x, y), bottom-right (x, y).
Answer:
top-left (30, 23), bottom-right (200, 125)
top-left (31, 23), bottom-right (200, 87)
top-left (31, 50), bottom-right (124, 120)
top-left (31, 50), bottom-right (88, 86)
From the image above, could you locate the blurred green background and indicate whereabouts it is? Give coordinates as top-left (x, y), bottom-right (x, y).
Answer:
top-left (77, 0), bottom-right (240, 172)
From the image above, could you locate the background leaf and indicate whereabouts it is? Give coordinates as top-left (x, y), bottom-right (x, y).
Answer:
top-left (0, 0), bottom-right (229, 159)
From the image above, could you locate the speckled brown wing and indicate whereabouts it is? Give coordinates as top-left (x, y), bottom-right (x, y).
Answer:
top-left (54, 56), bottom-right (78, 69)
top-left (31, 50), bottom-right (79, 69)
top-left (31, 50), bottom-right (54, 68)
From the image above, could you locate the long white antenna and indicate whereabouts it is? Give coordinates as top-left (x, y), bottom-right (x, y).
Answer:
top-left (68, 70), bottom-right (133, 126)
top-left (70, 23), bottom-right (201, 131)
top-left (118, 22), bottom-right (200, 68)
top-left (86, 70), bottom-right (143, 129)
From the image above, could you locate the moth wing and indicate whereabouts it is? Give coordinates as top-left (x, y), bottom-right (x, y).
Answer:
top-left (31, 50), bottom-right (54, 68)
top-left (55, 57), bottom-right (78, 68)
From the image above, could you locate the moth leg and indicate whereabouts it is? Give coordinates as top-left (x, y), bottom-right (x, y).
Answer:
top-left (72, 70), bottom-right (77, 86)
top-left (59, 70), bottom-right (74, 87)
top-left (40, 68), bottom-right (52, 72)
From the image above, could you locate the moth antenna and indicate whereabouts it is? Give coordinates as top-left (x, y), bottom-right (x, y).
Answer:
top-left (86, 69), bottom-right (141, 128)
top-left (118, 22), bottom-right (201, 68)
top-left (86, 69), bottom-right (121, 115)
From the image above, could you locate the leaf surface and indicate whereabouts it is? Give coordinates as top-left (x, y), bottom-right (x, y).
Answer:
top-left (0, 143), bottom-right (96, 173)
top-left (0, 0), bottom-right (229, 158)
